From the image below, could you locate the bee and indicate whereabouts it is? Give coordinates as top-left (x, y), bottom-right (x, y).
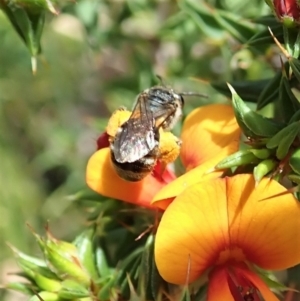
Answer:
top-left (145, 86), bottom-right (184, 130)
top-left (110, 85), bottom-right (204, 182)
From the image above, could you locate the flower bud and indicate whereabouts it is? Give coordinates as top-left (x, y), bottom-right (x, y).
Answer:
top-left (269, 0), bottom-right (300, 27)
top-left (32, 227), bottom-right (91, 286)
top-left (28, 291), bottom-right (59, 301)
top-left (43, 238), bottom-right (91, 286)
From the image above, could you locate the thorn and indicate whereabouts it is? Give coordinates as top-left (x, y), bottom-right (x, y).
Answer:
top-left (268, 26), bottom-right (291, 59)
top-left (45, 0), bottom-right (59, 15)
top-left (135, 225), bottom-right (153, 241)
top-left (185, 254), bottom-right (191, 286)
top-left (258, 185), bottom-right (299, 201)
top-left (204, 167), bottom-right (217, 174)
top-left (31, 57), bottom-right (37, 75)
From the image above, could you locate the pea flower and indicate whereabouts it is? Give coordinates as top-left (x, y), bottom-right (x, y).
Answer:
top-left (154, 174), bottom-right (300, 300)
top-left (86, 104), bottom-right (240, 209)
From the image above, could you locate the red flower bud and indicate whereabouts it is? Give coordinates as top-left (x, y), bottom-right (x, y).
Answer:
top-left (96, 132), bottom-right (110, 150)
top-left (273, 0), bottom-right (300, 26)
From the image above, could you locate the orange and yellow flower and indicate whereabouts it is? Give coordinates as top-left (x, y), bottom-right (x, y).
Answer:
top-left (86, 104), bottom-right (240, 209)
top-left (154, 174), bottom-right (300, 301)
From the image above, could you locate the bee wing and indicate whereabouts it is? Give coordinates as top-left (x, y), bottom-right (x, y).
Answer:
top-left (113, 95), bottom-right (157, 163)
top-left (152, 105), bottom-right (176, 128)
top-left (146, 91), bottom-right (178, 128)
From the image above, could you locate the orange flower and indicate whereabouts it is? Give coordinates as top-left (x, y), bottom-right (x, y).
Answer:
top-left (155, 174), bottom-right (300, 300)
top-left (86, 104), bottom-right (240, 209)
top-left (181, 104), bottom-right (240, 171)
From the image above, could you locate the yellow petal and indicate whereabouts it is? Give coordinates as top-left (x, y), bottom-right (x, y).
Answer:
top-left (152, 152), bottom-right (226, 210)
top-left (86, 148), bottom-right (167, 208)
top-left (181, 104), bottom-right (240, 171)
top-left (227, 175), bottom-right (300, 270)
top-left (155, 174), bottom-right (300, 284)
top-left (155, 177), bottom-right (229, 284)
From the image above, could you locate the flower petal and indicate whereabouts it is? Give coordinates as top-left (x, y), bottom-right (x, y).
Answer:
top-left (86, 148), bottom-right (172, 208)
top-left (226, 175), bottom-right (300, 270)
top-left (181, 104), bottom-right (240, 171)
top-left (207, 265), bottom-right (238, 301)
top-left (155, 174), bottom-right (300, 285)
top-left (234, 265), bottom-right (280, 301)
top-left (152, 152), bottom-right (226, 210)
top-left (207, 264), bottom-right (280, 301)
top-left (155, 177), bottom-right (229, 284)
top-left (96, 132), bottom-right (110, 150)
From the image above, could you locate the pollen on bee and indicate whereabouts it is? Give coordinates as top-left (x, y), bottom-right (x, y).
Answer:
top-left (159, 130), bottom-right (181, 165)
top-left (106, 108), bottom-right (132, 139)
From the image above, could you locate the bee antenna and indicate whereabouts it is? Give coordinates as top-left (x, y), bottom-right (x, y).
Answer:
top-left (155, 74), bottom-right (166, 86)
top-left (180, 92), bottom-right (208, 98)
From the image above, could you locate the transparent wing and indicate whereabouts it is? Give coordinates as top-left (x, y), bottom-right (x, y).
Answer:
top-left (146, 88), bottom-right (179, 128)
top-left (113, 95), bottom-right (157, 163)
top-left (152, 105), bottom-right (176, 128)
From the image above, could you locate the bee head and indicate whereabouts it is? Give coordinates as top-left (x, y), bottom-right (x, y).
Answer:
top-left (141, 85), bottom-right (206, 130)
top-left (147, 86), bottom-right (181, 106)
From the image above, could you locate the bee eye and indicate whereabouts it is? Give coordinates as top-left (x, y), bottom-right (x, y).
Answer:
top-left (180, 96), bottom-right (184, 105)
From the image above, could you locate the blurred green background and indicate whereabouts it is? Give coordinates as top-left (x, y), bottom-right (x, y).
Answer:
top-left (0, 0), bottom-right (274, 300)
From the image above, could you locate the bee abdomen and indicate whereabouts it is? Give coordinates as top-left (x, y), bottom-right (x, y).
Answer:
top-left (110, 151), bottom-right (157, 182)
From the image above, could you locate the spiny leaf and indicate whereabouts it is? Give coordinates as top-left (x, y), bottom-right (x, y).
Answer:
top-left (215, 150), bottom-right (259, 169)
top-left (229, 84), bottom-right (285, 138)
top-left (254, 159), bottom-right (277, 183)
top-left (211, 79), bottom-right (270, 103)
top-left (276, 123), bottom-right (300, 159)
top-left (278, 74), bottom-right (300, 121)
top-left (289, 148), bottom-right (300, 174)
top-left (73, 228), bottom-right (99, 280)
top-left (257, 71), bottom-right (281, 110)
top-left (266, 122), bottom-right (299, 149)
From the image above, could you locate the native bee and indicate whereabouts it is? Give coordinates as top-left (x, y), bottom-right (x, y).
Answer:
top-left (109, 86), bottom-right (185, 182)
